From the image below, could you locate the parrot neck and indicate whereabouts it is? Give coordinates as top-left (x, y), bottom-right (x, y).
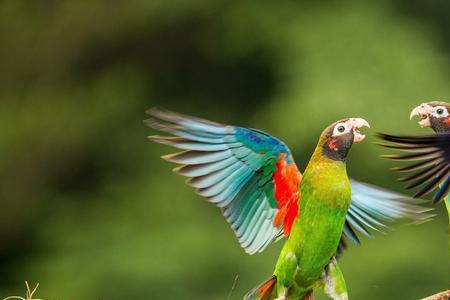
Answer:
top-left (307, 144), bottom-right (347, 179)
top-left (304, 142), bottom-right (348, 183)
top-left (431, 118), bottom-right (450, 133)
top-left (300, 140), bottom-right (351, 209)
top-left (316, 132), bottom-right (354, 162)
top-left (311, 136), bottom-right (348, 166)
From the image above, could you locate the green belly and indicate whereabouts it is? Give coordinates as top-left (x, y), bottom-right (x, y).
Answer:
top-left (274, 195), bottom-right (350, 298)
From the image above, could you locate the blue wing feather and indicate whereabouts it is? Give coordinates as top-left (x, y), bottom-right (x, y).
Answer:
top-left (342, 180), bottom-right (433, 247)
top-left (147, 109), bottom-right (294, 254)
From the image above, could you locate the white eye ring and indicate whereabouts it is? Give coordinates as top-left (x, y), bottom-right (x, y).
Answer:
top-left (332, 122), bottom-right (350, 136)
top-left (434, 106), bottom-right (448, 118)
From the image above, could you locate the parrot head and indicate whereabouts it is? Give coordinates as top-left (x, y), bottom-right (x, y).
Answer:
top-left (409, 101), bottom-right (450, 133)
top-left (320, 118), bottom-right (370, 161)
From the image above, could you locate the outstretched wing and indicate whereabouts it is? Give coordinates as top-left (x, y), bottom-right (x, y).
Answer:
top-left (342, 180), bottom-right (432, 246)
top-left (146, 109), bottom-right (302, 254)
top-left (378, 133), bottom-right (450, 203)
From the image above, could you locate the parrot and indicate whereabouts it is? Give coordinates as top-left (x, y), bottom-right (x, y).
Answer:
top-left (146, 109), bottom-right (432, 300)
top-left (378, 101), bottom-right (450, 249)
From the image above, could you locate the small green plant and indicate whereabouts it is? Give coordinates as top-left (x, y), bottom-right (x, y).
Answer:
top-left (2, 281), bottom-right (43, 300)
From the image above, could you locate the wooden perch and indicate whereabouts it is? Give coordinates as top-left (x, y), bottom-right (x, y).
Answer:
top-left (421, 289), bottom-right (450, 300)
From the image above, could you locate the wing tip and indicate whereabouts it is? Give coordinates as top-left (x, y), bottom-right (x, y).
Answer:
top-left (145, 106), bottom-right (168, 117)
top-left (160, 152), bottom-right (184, 163)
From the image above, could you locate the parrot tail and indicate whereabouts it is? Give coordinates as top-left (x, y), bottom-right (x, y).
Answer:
top-left (243, 275), bottom-right (276, 300)
top-left (303, 292), bottom-right (313, 300)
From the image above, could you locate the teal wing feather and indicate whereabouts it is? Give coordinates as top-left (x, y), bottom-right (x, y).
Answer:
top-left (340, 180), bottom-right (433, 249)
top-left (146, 109), bottom-right (302, 254)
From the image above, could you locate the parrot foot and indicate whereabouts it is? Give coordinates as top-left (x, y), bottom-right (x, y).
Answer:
top-left (275, 286), bottom-right (287, 300)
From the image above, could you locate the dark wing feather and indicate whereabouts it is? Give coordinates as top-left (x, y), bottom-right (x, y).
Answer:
top-left (378, 132), bottom-right (450, 203)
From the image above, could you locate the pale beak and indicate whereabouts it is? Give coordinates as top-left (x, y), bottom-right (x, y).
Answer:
top-left (348, 118), bottom-right (370, 143)
top-left (410, 103), bottom-right (433, 127)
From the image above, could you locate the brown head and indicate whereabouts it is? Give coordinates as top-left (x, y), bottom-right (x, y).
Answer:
top-left (318, 118), bottom-right (370, 161)
top-left (409, 101), bottom-right (450, 133)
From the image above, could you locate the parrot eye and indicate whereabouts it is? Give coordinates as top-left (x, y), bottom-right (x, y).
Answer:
top-left (332, 122), bottom-right (349, 136)
top-left (434, 106), bottom-right (448, 117)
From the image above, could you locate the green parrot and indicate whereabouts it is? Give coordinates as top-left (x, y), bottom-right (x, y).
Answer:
top-left (147, 109), bottom-right (431, 300)
top-left (378, 101), bottom-right (450, 250)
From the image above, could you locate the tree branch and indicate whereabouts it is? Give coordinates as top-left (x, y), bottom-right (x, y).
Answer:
top-left (421, 289), bottom-right (450, 300)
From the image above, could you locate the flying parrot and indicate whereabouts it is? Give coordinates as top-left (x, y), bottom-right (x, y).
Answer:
top-left (378, 101), bottom-right (450, 248)
top-left (147, 109), bottom-right (431, 300)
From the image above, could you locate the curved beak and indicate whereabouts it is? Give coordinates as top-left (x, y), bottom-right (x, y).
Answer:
top-left (348, 118), bottom-right (370, 143)
top-left (410, 103), bottom-right (433, 127)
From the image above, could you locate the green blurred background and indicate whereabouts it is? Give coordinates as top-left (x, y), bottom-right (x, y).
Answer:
top-left (0, 0), bottom-right (449, 299)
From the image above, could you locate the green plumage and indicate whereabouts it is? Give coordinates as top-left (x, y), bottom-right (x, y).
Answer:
top-left (273, 136), bottom-right (351, 299)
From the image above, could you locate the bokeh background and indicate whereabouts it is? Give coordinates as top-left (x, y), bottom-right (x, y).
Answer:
top-left (1, 0), bottom-right (449, 299)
